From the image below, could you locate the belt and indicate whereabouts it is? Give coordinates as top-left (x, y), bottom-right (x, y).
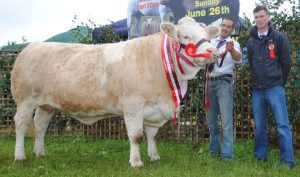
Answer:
top-left (209, 74), bottom-right (232, 81)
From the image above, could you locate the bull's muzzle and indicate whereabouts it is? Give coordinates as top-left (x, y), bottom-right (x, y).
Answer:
top-left (180, 38), bottom-right (215, 59)
top-left (184, 43), bottom-right (212, 58)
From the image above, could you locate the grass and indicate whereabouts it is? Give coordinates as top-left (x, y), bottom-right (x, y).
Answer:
top-left (0, 136), bottom-right (299, 177)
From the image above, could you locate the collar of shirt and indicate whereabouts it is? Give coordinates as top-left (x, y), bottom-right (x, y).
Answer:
top-left (211, 36), bottom-right (231, 47)
top-left (217, 36), bottom-right (231, 43)
top-left (258, 31), bottom-right (268, 37)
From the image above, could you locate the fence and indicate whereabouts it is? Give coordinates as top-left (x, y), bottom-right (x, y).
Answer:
top-left (0, 40), bottom-right (299, 151)
top-left (0, 50), bottom-right (18, 135)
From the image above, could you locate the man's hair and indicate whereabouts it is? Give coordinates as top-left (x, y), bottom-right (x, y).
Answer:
top-left (253, 5), bottom-right (269, 15)
top-left (222, 16), bottom-right (234, 28)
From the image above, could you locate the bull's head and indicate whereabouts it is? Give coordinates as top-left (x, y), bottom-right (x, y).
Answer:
top-left (160, 16), bottom-right (220, 66)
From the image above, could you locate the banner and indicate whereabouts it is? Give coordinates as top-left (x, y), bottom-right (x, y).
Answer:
top-left (127, 0), bottom-right (240, 39)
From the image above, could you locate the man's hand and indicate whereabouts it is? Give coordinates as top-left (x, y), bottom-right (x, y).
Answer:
top-left (226, 41), bottom-right (241, 61)
top-left (226, 41), bottom-right (234, 52)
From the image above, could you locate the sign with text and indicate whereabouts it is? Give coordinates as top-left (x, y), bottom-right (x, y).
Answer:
top-left (127, 0), bottom-right (240, 39)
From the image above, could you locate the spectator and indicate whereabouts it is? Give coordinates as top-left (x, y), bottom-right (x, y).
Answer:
top-left (246, 5), bottom-right (296, 168)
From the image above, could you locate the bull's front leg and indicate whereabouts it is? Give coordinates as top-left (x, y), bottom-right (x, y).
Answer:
top-left (124, 113), bottom-right (144, 168)
top-left (145, 126), bottom-right (160, 161)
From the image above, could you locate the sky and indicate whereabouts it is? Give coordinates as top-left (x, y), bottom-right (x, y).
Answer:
top-left (0, 0), bottom-right (256, 46)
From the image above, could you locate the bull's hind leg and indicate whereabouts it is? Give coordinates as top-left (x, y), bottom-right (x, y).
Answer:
top-left (14, 103), bottom-right (36, 161)
top-left (124, 114), bottom-right (144, 168)
top-left (33, 106), bottom-right (54, 157)
top-left (145, 126), bottom-right (160, 161)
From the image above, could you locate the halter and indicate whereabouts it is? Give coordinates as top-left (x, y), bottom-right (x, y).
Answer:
top-left (180, 38), bottom-right (212, 58)
top-left (173, 38), bottom-right (212, 68)
top-left (179, 38), bottom-right (209, 51)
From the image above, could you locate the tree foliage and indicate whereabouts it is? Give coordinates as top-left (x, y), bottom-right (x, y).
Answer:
top-left (71, 15), bottom-right (123, 45)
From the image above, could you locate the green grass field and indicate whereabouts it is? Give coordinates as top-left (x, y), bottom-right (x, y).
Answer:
top-left (0, 136), bottom-right (299, 177)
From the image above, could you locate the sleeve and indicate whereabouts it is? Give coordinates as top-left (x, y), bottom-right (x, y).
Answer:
top-left (233, 41), bottom-right (242, 64)
top-left (246, 39), bottom-right (253, 68)
top-left (279, 33), bottom-right (291, 85)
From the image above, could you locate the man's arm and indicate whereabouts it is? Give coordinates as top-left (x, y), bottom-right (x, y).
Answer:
top-left (279, 33), bottom-right (291, 85)
top-left (227, 41), bottom-right (242, 61)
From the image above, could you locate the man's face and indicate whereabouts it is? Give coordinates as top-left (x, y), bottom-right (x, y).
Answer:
top-left (254, 10), bottom-right (269, 30)
top-left (219, 19), bottom-right (233, 39)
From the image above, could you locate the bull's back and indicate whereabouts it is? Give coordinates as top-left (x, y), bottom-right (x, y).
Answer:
top-left (11, 42), bottom-right (119, 109)
top-left (11, 35), bottom-right (171, 112)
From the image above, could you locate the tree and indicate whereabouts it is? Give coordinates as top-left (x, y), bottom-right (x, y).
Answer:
top-left (71, 15), bottom-right (123, 45)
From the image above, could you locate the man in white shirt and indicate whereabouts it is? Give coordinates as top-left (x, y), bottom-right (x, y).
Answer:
top-left (206, 16), bottom-right (242, 160)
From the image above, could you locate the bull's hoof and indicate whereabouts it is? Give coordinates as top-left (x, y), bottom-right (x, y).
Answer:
top-left (33, 148), bottom-right (46, 158)
top-left (34, 152), bottom-right (46, 158)
top-left (14, 157), bottom-right (27, 162)
top-left (14, 153), bottom-right (26, 162)
top-left (130, 161), bottom-right (143, 168)
top-left (150, 155), bottom-right (160, 162)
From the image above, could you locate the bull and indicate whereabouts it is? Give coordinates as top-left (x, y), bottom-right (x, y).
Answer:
top-left (11, 16), bottom-right (219, 168)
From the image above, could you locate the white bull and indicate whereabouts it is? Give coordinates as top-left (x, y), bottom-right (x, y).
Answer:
top-left (11, 17), bottom-right (219, 168)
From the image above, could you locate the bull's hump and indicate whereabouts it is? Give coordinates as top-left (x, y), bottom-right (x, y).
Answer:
top-left (103, 42), bottom-right (127, 63)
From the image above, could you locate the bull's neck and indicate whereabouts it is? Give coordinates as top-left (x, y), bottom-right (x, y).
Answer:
top-left (169, 39), bottom-right (202, 82)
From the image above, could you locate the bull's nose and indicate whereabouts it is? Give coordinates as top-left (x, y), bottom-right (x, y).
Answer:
top-left (207, 47), bottom-right (218, 60)
top-left (212, 52), bottom-right (218, 59)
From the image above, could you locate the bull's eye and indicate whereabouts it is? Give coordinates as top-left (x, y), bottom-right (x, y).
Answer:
top-left (183, 36), bottom-right (189, 40)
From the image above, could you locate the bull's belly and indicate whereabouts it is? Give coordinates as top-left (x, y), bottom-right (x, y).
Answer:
top-left (69, 109), bottom-right (122, 125)
top-left (67, 102), bottom-right (174, 127)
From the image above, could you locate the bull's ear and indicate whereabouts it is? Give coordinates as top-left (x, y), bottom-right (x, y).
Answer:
top-left (160, 22), bottom-right (177, 38)
top-left (205, 25), bottom-right (220, 40)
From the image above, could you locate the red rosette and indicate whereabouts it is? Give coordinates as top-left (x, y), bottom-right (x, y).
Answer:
top-left (269, 44), bottom-right (275, 60)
